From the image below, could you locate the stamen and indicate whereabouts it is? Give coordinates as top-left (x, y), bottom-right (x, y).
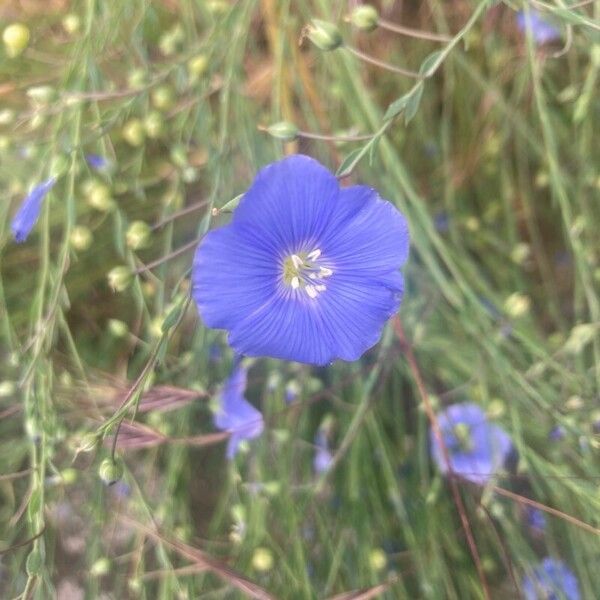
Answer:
top-left (305, 285), bottom-right (318, 299)
top-left (315, 284), bottom-right (326, 292)
top-left (291, 276), bottom-right (300, 289)
top-left (319, 267), bottom-right (333, 277)
top-left (307, 248), bottom-right (321, 261)
top-left (291, 254), bottom-right (303, 269)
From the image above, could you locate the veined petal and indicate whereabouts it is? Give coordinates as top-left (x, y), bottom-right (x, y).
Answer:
top-left (232, 155), bottom-right (340, 252)
top-left (192, 225), bottom-right (279, 330)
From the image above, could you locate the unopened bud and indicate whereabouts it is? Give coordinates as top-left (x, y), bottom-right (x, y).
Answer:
top-left (99, 457), bottom-right (124, 486)
top-left (3, 23), bottom-right (30, 58)
top-left (306, 20), bottom-right (343, 51)
top-left (122, 119), bottom-right (145, 147)
top-left (107, 266), bottom-right (133, 292)
top-left (350, 5), bottom-right (379, 32)
top-left (266, 121), bottom-right (298, 141)
top-left (70, 225), bottom-right (93, 251)
top-left (126, 220), bottom-right (151, 250)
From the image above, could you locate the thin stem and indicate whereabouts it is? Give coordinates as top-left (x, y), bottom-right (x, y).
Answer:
top-left (152, 200), bottom-right (209, 230)
top-left (134, 238), bottom-right (199, 274)
top-left (345, 46), bottom-right (421, 79)
top-left (297, 129), bottom-right (375, 142)
top-left (392, 317), bottom-right (491, 600)
top-left (377, 18), bottom-right (452, 42)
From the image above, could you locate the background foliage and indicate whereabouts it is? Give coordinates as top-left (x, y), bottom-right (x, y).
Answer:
top-left (1, 0), bottom-right (599, 598)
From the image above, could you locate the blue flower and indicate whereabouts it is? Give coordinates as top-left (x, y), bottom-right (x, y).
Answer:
top-left (214, 360), bottom-right (264, 459)
top-left (516, 10), bottom-right (560, 45)
top-left (313, 429), bottom-right (333, 474)
top-left (522, 558), bottom-right (580, 600)
top-left (430, 403), bottom-right (513, 485)
top-left (192, 155), bottom-right (410, 365)
top-left (86, 154), bottom-right (109, 171)
top-left (549, 425), bottom-right (566, 441)
top-left (525, 506), bottom-right (546, 534)
top-left (11, 178), bottom-right (56, 243)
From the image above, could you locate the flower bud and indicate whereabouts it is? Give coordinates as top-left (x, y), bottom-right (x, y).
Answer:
top-left (86, 181), bottom-right (115, 212)
top-left (62, 13), bottom-right (81, 35)
top-left (144, 111), bottom-right (164, 138)
top-left (187, 54), bottom-right (208, 79)
top-left (126, 220), bottom-right (151, 250)
top-left (251, 547), bottom-right (274, 572)
top-left (3, 23), bottom-right (30, 58)
top-left (151, 85), bottom-right (175, 111)
top-left (122, 118), bottom-right (145, 147)
top-left (99, 457), bottom-right (124, 486)
top-left (0, 109), bottom-right (15, 125)
top-left (26, 86), bottom-right (57, 105)
top-left (266, 121), bottom-right (298, 141)
top-left (306, 19), bottom-right (343, 51)
top-left (107, 266), bottom-right (133, 292)
top-left (108, 319), bottom-right (128, 337)
top-left (504, 292), bottom-right (530, 318)
top-left (350, 5), bottom-right (379, 32)
top-left (70, 225), bottom-right (93, 251)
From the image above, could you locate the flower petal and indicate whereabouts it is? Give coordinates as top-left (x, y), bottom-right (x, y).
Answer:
top-left (11, 178), bottom-right (56, 243)
top-left (232, 154), bottom-right (340, 252)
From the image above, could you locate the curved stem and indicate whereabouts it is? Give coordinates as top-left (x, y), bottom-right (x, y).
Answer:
top-left (298, 129), bottom-right (375, 142)
top-left (345, 45), bottom-right (421, 79)
top-left (377, 18), bottom-right (451, 42)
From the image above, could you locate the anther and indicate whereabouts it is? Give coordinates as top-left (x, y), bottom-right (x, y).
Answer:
top-left (291, 276), bottom-right (300, 289)
top-left (291, 254), bottom-right (303, 269)
top-left (307, 249), bottom-right (321, 261)
top-left (305, 285), bottom-right (318, 299)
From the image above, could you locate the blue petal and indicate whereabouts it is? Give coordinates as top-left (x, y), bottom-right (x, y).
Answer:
top-left (193, 225), bottom-right (280, 331)
top-left (523, 558), bottom-right (580, 600)
top-left (11, 178), bottom-right (56, 243)
top-left (86, 154), bottom-right (108, 170)
top-left (232, 154), bottom-right (341, 252)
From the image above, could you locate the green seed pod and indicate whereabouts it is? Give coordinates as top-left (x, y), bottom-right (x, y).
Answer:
top-left (3, 23), bottom-right (30, 58)
top-left (98, 457), bottom-right (124, 486)
top-left (144, 111), bottom-right (164, 139)
top-left (126, 220), bottom-right (151, 250)
top-left (90, 557), bottom-right (110, 577)
top-left (62, 13), bottom-right (81, 35)
top-left (252, 547), bottom-right (274, 572)
top-left (108, 319), bottom-right (128, 337)
top-left (170, 144), bottom-right (188, 168)
top-left (187, 54), bottom-right (208, 79)
top-left (266, 121), bottom-right (299, 141)
top-left (107, 266), bottom-right (133, 292)
top-left (87, 182), bottom-right (115, 212)
top-left (151, 85), bottom-right (175, 111)
top-left (122, 119), bottom-right (145, 147)
top-left (307, 19), bottom-right (343, 51)
top-left (128, 68), bottom-right (148, 89)
top-left (350, 5), bottom-right (379, 32)
top-left (70, 225), bottom-right (93, 251)
top-left (0, 380), bottom-right (16, 397)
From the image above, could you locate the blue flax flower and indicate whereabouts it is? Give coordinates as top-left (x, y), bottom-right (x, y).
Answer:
top-left (86, 154), bottom-right (109, 171)
top-left (430, 403), bottom-right (513, 485)
top-left (192, 155), bottom-right (410, 365)
top-left (214, 361), bottom-right (264, 459)
top-left (11, 178), bottom-right (56, 243)
top-left (522, 558), bottom-right (580, 600)
top-left (516, 10), bottom-right (560, 45)
top-left (313, 429), bottom-right (333, 474)
top-left (525, 506), bottom-right (546, 534)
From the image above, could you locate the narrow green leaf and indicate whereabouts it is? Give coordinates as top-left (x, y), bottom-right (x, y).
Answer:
top-left (404, 81), bottom-right (424, 124)
top-left (419, 50), bottom-right (444, 78)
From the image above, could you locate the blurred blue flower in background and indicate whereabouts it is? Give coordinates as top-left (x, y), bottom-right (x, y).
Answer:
top-left (192, 154), bottom-right (410, 365)
top-left (11, 178), bottom-right (56, 242)
top-left (214, 360), bottom-right (264, 459)
top-left (313, 428), bottom-right (333, 474)
top-left (522, 558), bottom-right (580, 600)
top-left (516, 10), bottom-right (560, 45)
top-left (86, 153), bottom-right (109, 171)
top-left (549, 425), bottom-right (566, 442)
top-left (525, 506), bottom-right (547, 534)
top-left (430, 402), bottom-right (513, 485)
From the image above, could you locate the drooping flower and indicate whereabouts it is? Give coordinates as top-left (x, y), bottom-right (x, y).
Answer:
top-left (516, 10), bottom-right (560, 45)
top-left (430, 402), bottom-right (513, 485)
top-left (522, 558), bottom-right (580, 600)
top-left (11, 178), bottom-right (56, 242)
top-left (192, 155), bottom-right (410, 365)
top-left (214, 360), bottom-right (264, 459)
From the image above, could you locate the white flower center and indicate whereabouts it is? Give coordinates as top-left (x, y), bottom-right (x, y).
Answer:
top-left (282, 248), bottom-right (333, 298)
